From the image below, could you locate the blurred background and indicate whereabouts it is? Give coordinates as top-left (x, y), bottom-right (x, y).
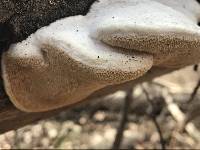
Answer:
top-left (1, 65), bottom-right (200, 149)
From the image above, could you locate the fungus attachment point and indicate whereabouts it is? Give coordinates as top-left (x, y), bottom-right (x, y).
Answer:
top-left (2, 0), bottom-right (200, 112)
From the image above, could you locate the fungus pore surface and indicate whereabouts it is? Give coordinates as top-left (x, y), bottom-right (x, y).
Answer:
top-left (2, 0), bottom-right (200, 112)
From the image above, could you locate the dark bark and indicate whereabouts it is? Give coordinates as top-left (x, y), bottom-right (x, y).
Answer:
top-left (0, 0), bottom-right (97, 44)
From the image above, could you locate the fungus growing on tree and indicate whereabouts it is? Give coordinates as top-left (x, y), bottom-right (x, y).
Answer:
top-left (2, 0), bottom-right (200, 112)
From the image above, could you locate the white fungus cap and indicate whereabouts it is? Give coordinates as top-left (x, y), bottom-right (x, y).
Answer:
top-left (97, 0), bottom-right (200, 67)
top-left (2, 0), bottom-right (200, 112)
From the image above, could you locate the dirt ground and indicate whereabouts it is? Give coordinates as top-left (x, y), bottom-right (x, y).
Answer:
top-left (0, 65), bottom-right (200, 149)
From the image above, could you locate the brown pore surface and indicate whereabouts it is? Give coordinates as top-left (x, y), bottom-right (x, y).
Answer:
top-left (101, 32), bottom-right (200, 68)
top-left (3, 44), bottom-right (152, 112)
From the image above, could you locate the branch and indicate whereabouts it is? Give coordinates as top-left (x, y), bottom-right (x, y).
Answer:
top-left (188, 79), bottom-right (200, 103)
top-left (112, 88), bottom-right (133, 150)
top-left (162, 88), bottom-right (200, 140)
top-left (0, 94), bottom-right (91, 134)
top-left (142, 86), bottom-right (166, 150)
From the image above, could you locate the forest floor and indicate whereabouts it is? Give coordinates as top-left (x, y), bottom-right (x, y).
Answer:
top-left (0, 66), bottom-right (200, 149)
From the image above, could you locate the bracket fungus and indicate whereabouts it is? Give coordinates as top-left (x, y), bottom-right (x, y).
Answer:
top-left (2, 0), bottom-right (200, 112)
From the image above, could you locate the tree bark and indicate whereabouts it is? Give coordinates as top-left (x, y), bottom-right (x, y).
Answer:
top-left (0, 0), bottom-right (97, 43)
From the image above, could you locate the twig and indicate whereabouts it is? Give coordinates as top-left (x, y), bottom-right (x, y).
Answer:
top-left (193, 64), bottom-right (198, 72)
top-left (152, 117), bottom-right (165, 149)
top-left (188, 64), bottom-right (200, 103)
top-left (143, 87), bottom-right (166, 150)
top-left (188, 79), bottom-right (200, 103)
top-left (112, 88), bottom-right (133, 150)
top-left (162, 88), bottom-right (200, 140)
